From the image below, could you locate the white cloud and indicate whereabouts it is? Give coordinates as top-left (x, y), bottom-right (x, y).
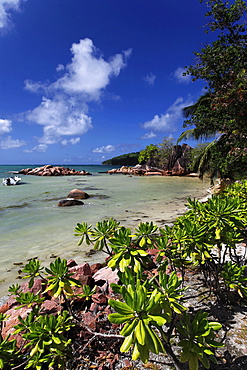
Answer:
top-left (23, 144), bottom-right (48, 153)
top-left (143, 72), bottom-right (156, 86)
top-left (54, 39), bottom-right (131, 100)
top-left (24, 80), bottom-right (48, 94)
top-left (25, 96), bottom-right (93, 144)
top-left (23, 38), bottom-right (131, 145)
top-left (61, 137), bottom-right (80, 146)
top-left (93, 144), bottom-right (116, 153)
top-left (141, 131), bottom-right (157, 139)
top-left (0, 118), bottom-right (12, 135)
top-left (0, 135), bottom-right (26, 149)
top-left (141, 96), bottom-right (193, 132)
top-left (0, 0), bottom-right (25, 30)
top-left (173, 67), bottom-right (191, 84)
top-left (56, 64), bottom-right (64, 72)
top-left (25, 39), bottom-right (131, 102)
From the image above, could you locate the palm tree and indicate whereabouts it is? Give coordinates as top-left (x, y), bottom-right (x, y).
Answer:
top-left (177, 92), bottom-right (223, 183)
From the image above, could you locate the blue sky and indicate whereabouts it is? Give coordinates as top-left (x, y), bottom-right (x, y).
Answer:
top-left (0, 0), bottom-right (213, 165)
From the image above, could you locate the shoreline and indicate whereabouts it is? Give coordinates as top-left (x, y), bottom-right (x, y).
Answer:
top-left (0, 184), bottom-right (209, 300)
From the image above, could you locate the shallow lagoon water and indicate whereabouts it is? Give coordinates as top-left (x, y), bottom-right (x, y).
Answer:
top-left (0, 165), bottom-right (209, 296)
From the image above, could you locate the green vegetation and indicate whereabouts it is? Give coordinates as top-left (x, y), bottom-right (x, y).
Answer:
top-left (102, 152), bottom-right (140, 166)
top-left (102, 137), bottom-right (175, 169)
top-left (1, 180), bottom-right (247, 369)
top-left (2, 2), bottom-right (247, 369)
top-left (178, 0), bottom-right (247, 181)
top-left (73, 182), bottom-right (247, 369)
top-left (138, 136), bottom-right (175, 168)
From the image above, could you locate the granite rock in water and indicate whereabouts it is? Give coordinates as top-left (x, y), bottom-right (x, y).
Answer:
top-left (57, 199), bottom-right (84, 206)
top-left (67, 189), bottom-right (90, 199)
top-left (19, 165), bottom-right (91, 176)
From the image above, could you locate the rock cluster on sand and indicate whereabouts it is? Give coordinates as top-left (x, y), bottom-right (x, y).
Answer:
top-left (18, 165), bottom-right (92, 176)
top-left (108, 164), bottom-right (167, 176)
top-left (108, 144), bottom-right (193, 176)
top-left (107, 163), bottom-right (195, 176)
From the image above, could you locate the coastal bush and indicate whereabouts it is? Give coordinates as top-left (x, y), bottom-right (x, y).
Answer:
top-left (73, 180), bottom-right (247, 368)
top-left (0, 260), bottom-right (78, 369)
top-left (14, 311), bottom-right (74, 370)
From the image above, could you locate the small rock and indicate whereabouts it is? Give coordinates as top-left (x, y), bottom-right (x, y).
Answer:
top-left (57, 199), bottom-right (84, 206)
top-left (93, 266), bottom-right (119, 293)
top-left (67, 189), bottom-right (90, 199)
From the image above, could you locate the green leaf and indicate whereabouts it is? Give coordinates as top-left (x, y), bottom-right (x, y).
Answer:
top-left (120, 318), bottom-right (138, 337)
top-left (148, 315), bottom-right (167, 326)
top-left (200, 353), bottom-right (210, 369)
top-left (108, 313), bottom-right (134, 324)
top-left (120, 333), bottom-right (133, 352)
top-left (189, 352), bottom-right (199, 370)
top-left (52, 335), bottom-right (61, 344)
top-left (132, 342), bottom-right (141, 361)
top-left (108, 299), bottom-right (134, 315)
top-left (208, 322), bottom-right (222, 330)
top-left (140, 237), bottom-right (146, 247)
top-left (180, 350), bottom-right (190, 363)
top-left (135, 320), bottom-right (146, 346)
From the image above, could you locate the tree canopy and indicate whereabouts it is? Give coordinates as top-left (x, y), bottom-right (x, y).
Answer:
top-left (180, 0), bottom-right (247, 180)
top-left (138, 137), bottom-right (174, 168)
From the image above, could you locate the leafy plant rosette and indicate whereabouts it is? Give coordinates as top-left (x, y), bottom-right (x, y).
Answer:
top-left (107, 226), bottom-right (151, 273)
top-left (13, 310), bottom-right (74, 370)
top-left (43, 257), bottom-right (81, 298)
top-left (177, 310), bottom-right (223, 370)
top-left (221, 261), bottom-right (247, 298)
top-left (108, 280), bottom-right (168, 363)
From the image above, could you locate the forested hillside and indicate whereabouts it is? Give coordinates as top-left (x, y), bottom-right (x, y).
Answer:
top-left (102, 152), bottom-right (140, 165)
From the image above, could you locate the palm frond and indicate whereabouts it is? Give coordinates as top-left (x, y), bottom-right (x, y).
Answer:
top-left (196, 137), bottom-right (221, 181)
top-left (177, 129), bottom-right (196, 144)
top-left (182, 92), bottom-right (212, 118)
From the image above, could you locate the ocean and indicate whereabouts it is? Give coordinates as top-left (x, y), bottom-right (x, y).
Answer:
top-left (0, 164), bottom-right (209, 297)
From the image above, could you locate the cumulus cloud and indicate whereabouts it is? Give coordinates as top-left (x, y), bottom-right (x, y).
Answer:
top-left (0, 135), bottom-right (26, 149)
top-left (61, 137), bottom-right (80, 146)
top-left (24, 96), bottom-right (93, 144)
top-left (173, 67), bottom-right (191, 84)
top-left (141, 131), bottom-right (157, 139)
top-left (0, 0), bottom-right (26, 30)
top-left (23, 144), bottom-right (48, 153)
top-left (23, 38), bottom-right (131, 146)
top-left (93, 144), bottom-right (116, 153)
top-left (0, 118), bottom-right (12, 135)
top-left (141, 96), bottom-right (193, 133)
top-left (25, 38), bottom-right (131, 101)
top-left (143, 72), bottom-right (156, 86)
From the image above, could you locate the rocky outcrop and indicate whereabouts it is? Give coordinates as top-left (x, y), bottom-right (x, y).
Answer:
top-left (166, 144), bottom-right (192, 175)
top-left (19, 165), bottom-right (92, 176)
top-left (67, 189), bottom-right (90, 199)
top-left (108, 164), bottom-right (166, 176)
top-left (107, 144), bottom-right (193, 176)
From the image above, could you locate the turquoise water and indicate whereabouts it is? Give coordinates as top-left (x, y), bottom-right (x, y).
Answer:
top-left (0, 164), bottom-right (209, 296)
